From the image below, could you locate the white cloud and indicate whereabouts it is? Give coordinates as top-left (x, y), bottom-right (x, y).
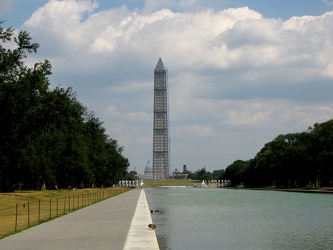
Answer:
top-left (20, 1), bottom-right (333, 173)
top-left (142, 0), bottom-right (200, 13)
top-left (323, 0), bottom-right (333, 6)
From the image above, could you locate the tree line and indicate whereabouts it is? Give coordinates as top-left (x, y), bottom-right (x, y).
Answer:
top-left (0, 22), bottom-right (129, 192)
top-left (220, 119), bottom-right (333, 188)
top-left (172, 167), bottom-right (223, 181)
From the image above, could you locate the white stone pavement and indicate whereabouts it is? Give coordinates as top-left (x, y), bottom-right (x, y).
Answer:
top-left (123, 189), bottom-right (159, 249)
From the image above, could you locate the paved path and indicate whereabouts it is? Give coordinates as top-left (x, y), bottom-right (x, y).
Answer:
top-left (0, 189), bottom-right (159, 250)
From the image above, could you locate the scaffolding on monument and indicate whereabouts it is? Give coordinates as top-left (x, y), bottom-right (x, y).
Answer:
top-left (153, 58), bottom-right (169, 179)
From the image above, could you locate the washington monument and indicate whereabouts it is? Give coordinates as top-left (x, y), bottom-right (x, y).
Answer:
top-left (153, 58), bottom-right (169, 179)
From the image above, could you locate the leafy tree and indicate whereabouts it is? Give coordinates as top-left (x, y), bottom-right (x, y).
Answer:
top-left (223, 119), bottom-right (333, 188)
top-left (213, 169), bottom-right (224, 180)
top-left (0, 21), bottom-right (129, 191)
top-left (223, 160), bottom-right (248, 185)
top-left (106, 139), bottom-right (129, 186)
top-left (193, 167), bottom-right (213, 181)
top-left (187, 170), bottom-right (197, 180)
top-left (126, 171), bottom-right (138, 181)
top-left (317, 151), bottom-right (333, 186)
top-left (83, 114), bottom-right (108, 187)
top-left (200, 172), bottom-right (213, 181)
top-left (0, 21), bottom-right (51, 191)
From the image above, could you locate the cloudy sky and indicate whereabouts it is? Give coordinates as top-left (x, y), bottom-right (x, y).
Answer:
top-left (1, 0), bottom-right (333, 174)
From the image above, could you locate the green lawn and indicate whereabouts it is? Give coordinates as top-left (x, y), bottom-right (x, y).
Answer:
top-left (0, 187), bottom-right (129, 239)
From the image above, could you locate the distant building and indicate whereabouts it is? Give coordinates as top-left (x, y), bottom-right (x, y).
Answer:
top-left (171, 166), bottom-right (188, 180)
top-left (153, 58), bottom-right (170, 179)
top-left (143, 159), bottom-right (153, 179)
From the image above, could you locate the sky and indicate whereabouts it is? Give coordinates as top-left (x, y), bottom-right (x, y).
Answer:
top-left (1, 0), bottom-right (333, 175)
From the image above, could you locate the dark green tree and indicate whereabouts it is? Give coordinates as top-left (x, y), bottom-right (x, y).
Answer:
top-left (213, 169), bottom-right (224, 180)
top-left (230, 119), bottom-right (333, 188)
top-left (194, 167), bottom-right (213, 181)
top-left (223, 160), bottom-right (248, 185)
top-left (0, 22), bottom-right (129, 191)
top-left (0, 21), bottom-right (51, 191)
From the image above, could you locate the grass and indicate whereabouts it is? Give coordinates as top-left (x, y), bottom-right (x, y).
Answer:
top-left (0, 187), bottom-right (130, 239)
top-left (142, 179), bottom-right (201, 187)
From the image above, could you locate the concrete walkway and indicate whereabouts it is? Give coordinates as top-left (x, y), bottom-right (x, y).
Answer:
top-left (0, 189), bottom-right (159, 250)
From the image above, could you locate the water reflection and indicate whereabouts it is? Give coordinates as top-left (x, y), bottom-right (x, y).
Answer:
top-left (145, 188), bottom-right (333, 250)
top-left (147, 190), bottom-right (170, 250)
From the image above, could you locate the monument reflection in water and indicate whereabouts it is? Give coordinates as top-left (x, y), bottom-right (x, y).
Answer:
top-left (145, 188), bottom-right (333, 250)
